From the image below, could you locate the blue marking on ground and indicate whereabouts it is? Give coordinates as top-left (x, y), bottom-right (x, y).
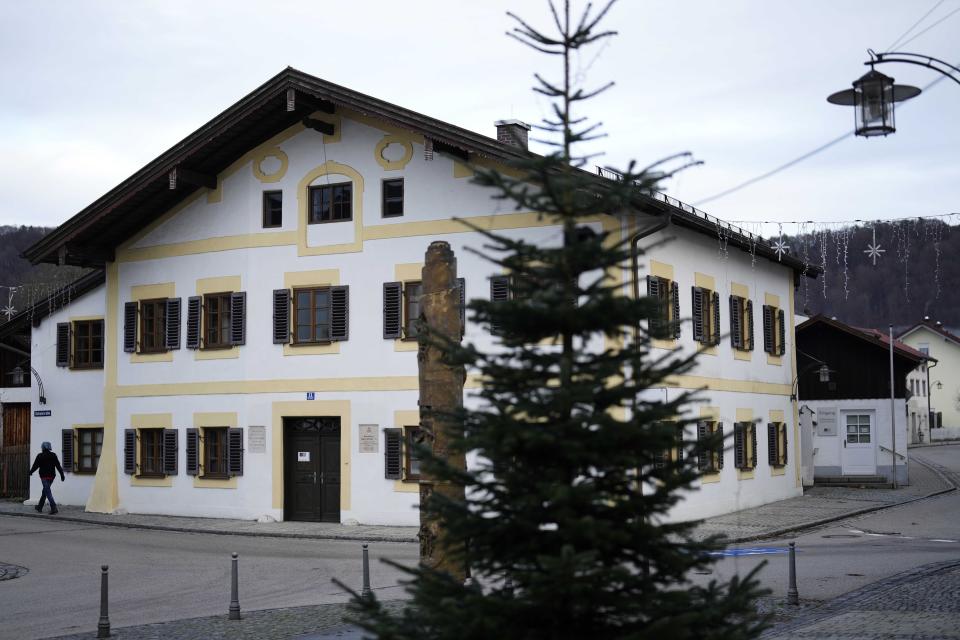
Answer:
top-left (709, 546), bottom-right (794, 557)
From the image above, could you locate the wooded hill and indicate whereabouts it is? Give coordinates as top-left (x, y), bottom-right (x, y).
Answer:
top-left (785, 219), bottom-right (958, 331)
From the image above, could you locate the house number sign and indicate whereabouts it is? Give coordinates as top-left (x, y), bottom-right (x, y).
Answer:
top-left (298, 451), bottom-right (311, 462)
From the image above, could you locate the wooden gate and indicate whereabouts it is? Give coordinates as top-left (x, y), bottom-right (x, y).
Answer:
top-left (1, 403), bottom-right (30, 499)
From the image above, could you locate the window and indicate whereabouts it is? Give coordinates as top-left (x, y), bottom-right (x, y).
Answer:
top-left (729, 295), bottom-right (754, 351)
top-left (263, 190), bottom-right (283, 228)
top-left (72, 320), bottom-right (104, 368)
top-left (139, 299), bottom-right (167, 353)
top-left (403, 282), bottom-right (423, 340)
top-left (767, 422), bottom-right (787, 467)
top-left (696, 421), bottom-right (724, 473)
top-left (691, 286), bottom-right (720, 346)
top-left (77, 428), bottom-right (103, 473)
top-left (308, 182), bottom-right (352, 223)
top-left (404, 426), bottom-right (426, 482)
top-left (203, 293), bottom-right (232, 349)
top-left (846, 414), bottom-right (871, 444)
top-left (734, 422), bottom-right (757, 470)
top-left (762, 304), bottom-right (786, 356)
top-left (294, 287), bottom-right (332, 343)
top-left (139, 428), bottom-right (164, 477)
top-left (922, 380), bottom-right (927, 396)
top-left (273, 286), bottom-right (349, 345)
top-left (382, 178), bottom-right (404, 217)
top-left (646, 276), bottom-right (680, 339)
top-left (919, 343), bottom-right (930, 355)
top-left (653, 422), bottom-right (684, 470)
top-left (203, 427), bottom-right (229, 478)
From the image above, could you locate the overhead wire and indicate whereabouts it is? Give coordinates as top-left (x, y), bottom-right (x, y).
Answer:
top-left (886, 0), bottom-right (946, 50)
top-left (896, 5), bottom-right (960, 49)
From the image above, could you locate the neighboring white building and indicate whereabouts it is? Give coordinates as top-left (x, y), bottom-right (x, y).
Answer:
top-left (797, 316), bottom-right (929, 486)
top-left (899, 319), bottom-right (960, 441)
top-left (9, 69), bottom-right (814, 525)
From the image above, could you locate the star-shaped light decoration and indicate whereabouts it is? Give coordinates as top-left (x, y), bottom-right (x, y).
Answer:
top-left (2, 305), bottom-right (16, 321)
top-left (864, 242), bottom-right (885, 266)
top-left (772, 239), bottom-right (790, 261)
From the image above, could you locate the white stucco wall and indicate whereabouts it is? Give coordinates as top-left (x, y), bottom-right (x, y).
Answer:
top-left (899, 326), bottom-right (960, 431)
top-left (27, 285), bottom-right (106, 506)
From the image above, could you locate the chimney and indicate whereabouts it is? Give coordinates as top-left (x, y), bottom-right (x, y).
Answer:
top-left (495, 119), bottom-right (531, 150)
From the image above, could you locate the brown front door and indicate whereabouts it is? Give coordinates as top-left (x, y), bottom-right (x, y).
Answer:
top-left (1, 403), bottom-right (31, 499)
top-left (283, 417), bottom-right (341, 522)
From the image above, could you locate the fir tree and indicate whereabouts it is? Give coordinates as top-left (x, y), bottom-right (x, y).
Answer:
top-left (345, 2), bottom-right (768, 638)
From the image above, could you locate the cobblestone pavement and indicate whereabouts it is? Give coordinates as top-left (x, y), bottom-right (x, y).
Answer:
top-left (2, 457), bottom-right (952, 547)
top-left (47, 601), bottom-right (405, 640)
top-left (0, 561), bottom-right (28, 581)
top-left (763, 559), bottom-right (960, 639)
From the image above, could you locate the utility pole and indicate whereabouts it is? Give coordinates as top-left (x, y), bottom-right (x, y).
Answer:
top-left (417, 241), bottom-right (467, 581)
top-left (889, 325), bottom-right (897, 489)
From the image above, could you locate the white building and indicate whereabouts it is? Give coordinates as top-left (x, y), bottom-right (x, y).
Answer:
top-left (899, 319), bottom-right (960, 441)
top-left (8, 69), bottom-right (814, 524)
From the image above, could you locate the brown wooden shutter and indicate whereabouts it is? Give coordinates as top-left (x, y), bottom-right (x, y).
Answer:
top-left (490, 275), bottom-right (511, 335)
top-left (767, 422), bottom-right (777, 466)
top-left (123, 429), bottom-right (136, 475)
top-left (383, 282), bottom-right (402, 339)
top-left (691, 287), bottom-right (704, 343)
top-left (186, 296), bottom-right (202, 349)
top-left (123, 302), bottom-right (138, 353)
top-left (675, 424), bottom-right (684, 462)
top-left (780, 423), bottom-right (788, 465)
top-left (330, 286), bottom-right (349, 341)
top-left (734, 423), bottom-right (745, 469)
top-left (671, 281), bottom-right (681, 338)
top-left (165, 298), bottom-right (181, 350)
top-left (729, 296), bottom-right (742, 349)
top-left (745, 299), bottom-right (754, 350)
top-left (273, 289), bottom-right (290, 344)
top-left (56, 322), bottom-right (71, 367)
top-left (712, 291), bottom-right (721, 345)
top-left (777, 309), bottom-right (786, 356)
top-left (457, 277), bottom-right (466, 338)
top-left (186, 428), bottom-right (199, 475)
top-left (716, 423), bottom-right (724, 469)
top-left (61, 429), bottom-right (74, 472)
top-left (762, 305), bottom-right (774, 353)
top-left (646, 276), bottom-right (661, 336)
top-left (696, 421), bottom-right (709, 471)
top-left (750, 424), bottom-right (758, 468)
top-left (227, 427), bottom-right (244, 476)
top-left (230, 292), bottom-right (246, 346)
top-left (384, 428), bottom-right (402, 479)
top-left (162, 429), bottom-right (178, 475)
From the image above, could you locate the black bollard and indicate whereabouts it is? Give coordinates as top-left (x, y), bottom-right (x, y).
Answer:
top-left (97, 565), bottom-right (110, 638)
top-left (229, 552), bottom-right (241, 620)
top-left (361, 544), bottom-right (372, 601)
top-left (787, 542), bottom-right (799, 605)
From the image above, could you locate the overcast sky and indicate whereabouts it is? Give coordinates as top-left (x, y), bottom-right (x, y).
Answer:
top-left (1, 1), bottom-right (957, 237)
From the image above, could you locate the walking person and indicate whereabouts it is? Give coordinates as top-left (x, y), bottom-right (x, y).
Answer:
top-left (29, 442), bottom-right (65, 515)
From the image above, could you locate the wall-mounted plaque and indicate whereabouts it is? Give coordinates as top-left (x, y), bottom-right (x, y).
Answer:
top-left (359, 424), bottom-right (379, 453)
top-left (248, 426), bottom-right (266, 453)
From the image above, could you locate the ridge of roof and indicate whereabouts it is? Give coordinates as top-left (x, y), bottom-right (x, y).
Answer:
top-left (797, 314), bottom-right (932, 363)
top-left (897, 320), bottom-right (960, 347)
top-left (23, 68), bottom-right (813, 278)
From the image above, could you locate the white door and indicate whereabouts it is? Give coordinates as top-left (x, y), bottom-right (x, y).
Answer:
top-left (841, 413), bottom-right (876, 475)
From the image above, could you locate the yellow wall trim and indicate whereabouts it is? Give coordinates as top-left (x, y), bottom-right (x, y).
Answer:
top-left (374, 135), bottom-right (414, 171)
top-left (252, 148), bottom-right (289, 183)
top-left (296, 160), bottom-right (365, 256)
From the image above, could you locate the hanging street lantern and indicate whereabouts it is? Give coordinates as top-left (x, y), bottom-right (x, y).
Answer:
top-left (828, 67), bottom-right (920, 137)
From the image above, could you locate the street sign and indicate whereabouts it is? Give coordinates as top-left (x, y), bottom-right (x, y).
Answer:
top-left (306, 392), bottom-right (315, 400)
top-left (34, 410), bottom-right (52, 417)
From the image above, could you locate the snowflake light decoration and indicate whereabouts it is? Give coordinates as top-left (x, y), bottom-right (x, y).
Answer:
top-left (2, 305), bottom-right (15, 321)
top-left (863, 227), bottom-right (886, 266)
top-left (772, 239), bottom-right (790, 261)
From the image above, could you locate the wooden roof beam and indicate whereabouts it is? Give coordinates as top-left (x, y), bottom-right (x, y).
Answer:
top-left (168, 166), bottom-right (217, 191)
top-left (302, 117), bottom-right (335, 136)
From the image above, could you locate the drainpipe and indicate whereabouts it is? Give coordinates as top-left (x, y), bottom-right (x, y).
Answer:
top-left (630, 213), bottom-right (671, 302)
top-left (888, 325), bottom-right (897, 489)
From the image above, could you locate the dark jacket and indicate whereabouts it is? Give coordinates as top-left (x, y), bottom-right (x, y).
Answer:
top-left (30, 451), bottom-right (64, 480)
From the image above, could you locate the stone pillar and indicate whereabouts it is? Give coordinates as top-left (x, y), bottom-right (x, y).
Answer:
top-left (417, 241), bottom-right (467, 581)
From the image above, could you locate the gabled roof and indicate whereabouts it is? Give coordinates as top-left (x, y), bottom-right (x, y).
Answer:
top-left (897, 320), bottom-right (960, 347)
top-left (24, 68), bottom-right (814, 278)
top-left (797, 314), bottom-right (933, 364)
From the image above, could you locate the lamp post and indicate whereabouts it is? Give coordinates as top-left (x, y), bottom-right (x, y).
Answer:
top-left (827, 50), bottom-right (960, 138)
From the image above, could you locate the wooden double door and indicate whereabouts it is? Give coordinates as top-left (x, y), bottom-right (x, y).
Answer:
top-left (283, 417), bottom-right (340, 522)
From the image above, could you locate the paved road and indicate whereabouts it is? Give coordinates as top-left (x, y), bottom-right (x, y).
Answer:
top-left (702, 445), bottom-right (960, 601)
top-left (0, 517), bottom-right (418, 640)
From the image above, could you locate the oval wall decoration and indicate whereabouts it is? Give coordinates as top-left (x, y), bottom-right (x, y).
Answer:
top-left (253, 148), bottom-right (289, 183)
top-left (374, 135), bottom-right (413, 171)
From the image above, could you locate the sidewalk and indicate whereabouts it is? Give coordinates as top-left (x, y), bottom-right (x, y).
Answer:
top-left (1, 457), bottom-right (954, 546)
